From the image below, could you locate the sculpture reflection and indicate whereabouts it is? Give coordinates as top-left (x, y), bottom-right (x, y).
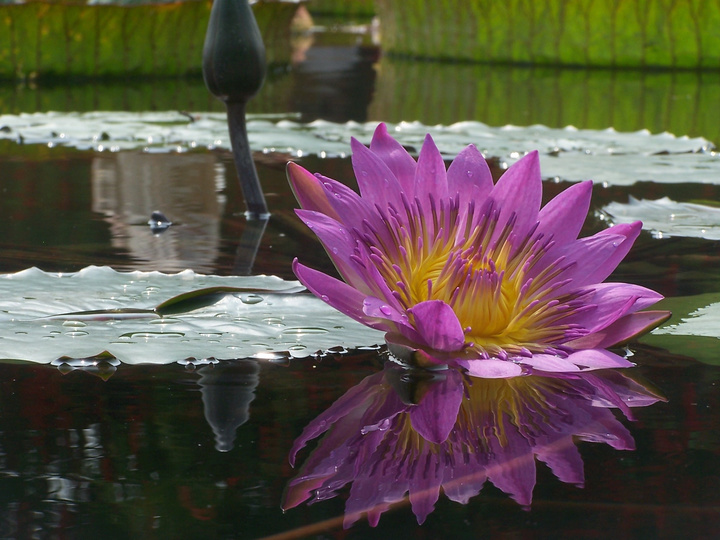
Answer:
top-left (284, 363), bottom-right (664, 527)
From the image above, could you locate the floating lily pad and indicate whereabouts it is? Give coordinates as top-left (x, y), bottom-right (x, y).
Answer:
top-left (0, 266), bottom-right (383, 365)
top-left (642, 293), bottom-right (720, 366)
top-left (602, 196), bottom-right (720, 240)
top-left (0, 113), bottom-right (715, 185)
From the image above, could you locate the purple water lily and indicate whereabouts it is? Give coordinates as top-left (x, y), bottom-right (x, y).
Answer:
top-left (288, 124), bottom-right (670, 377)
top-left (284, 364), bottom-right (664, 527)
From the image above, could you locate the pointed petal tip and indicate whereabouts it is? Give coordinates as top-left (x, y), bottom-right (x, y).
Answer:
top-left (286, 160), bottom-right (309, 182)
top-left (350, 136), bottom-right (364, 151)
top-left (373, 122), bottom-right (389, 137)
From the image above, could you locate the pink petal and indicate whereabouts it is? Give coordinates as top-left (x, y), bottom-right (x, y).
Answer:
top-left (351, 137), bottom-right (405, 210)
top-left (538, 223), bottom-right (642, 294)
top-left (458, 359), bottom-right (524, 378)
top-left (409, 300), bottom-right (466, 352)
top-left (566, 310), bottom-right (671, 349)
top-left (292, 260), bottom-right (393, 334)
top-left (446, 144), bottom-right (493, 200)
top-left (489, 151), bottom-right (543, 242)
top-left (580, 222), bottom-right (642, 285)
top-left (294, 209), bottom-right (368, 291)
top-left (310, 172), bottom-right (375, 226)
top-left (286, 162), bottom-right (341, 220)
top-left (369, 123), bottom-right (417, 194)
top-left (568, 282), bottom-right (664, 334)
top-left (414, 134), bottom-right (448, 202)
top-left (537, 181), bottom-right (593, 246)
top-left (362, 296), bottom-right (417, 336)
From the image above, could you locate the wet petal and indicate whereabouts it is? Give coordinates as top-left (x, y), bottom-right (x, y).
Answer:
top-left (312, 172), bottom-right (377, 229)
top-left (292, 260), bottom-right (392, 333)
top-left (446, 144), bottom-right (493, 200)
top-left (363, 297), bottom-right (417, 335)
top-left (294, 209), bottom-right (367, 290)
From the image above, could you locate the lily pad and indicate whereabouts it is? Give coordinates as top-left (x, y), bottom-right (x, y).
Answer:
top-left (642, 293), bottom-right (720, 366)
top-left (0, 266), bottom-right (383, 365)
top-left (0, 114), bottom-right (715, 185)
top-left (602, 196), bottom-right (720, 240)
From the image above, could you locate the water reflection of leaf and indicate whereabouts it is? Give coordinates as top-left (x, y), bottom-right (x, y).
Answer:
top-left (284, 363), bottom-right (664, 528)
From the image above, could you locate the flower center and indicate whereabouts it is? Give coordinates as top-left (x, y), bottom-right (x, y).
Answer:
top-left (366, 195), bottom-right (586, 357)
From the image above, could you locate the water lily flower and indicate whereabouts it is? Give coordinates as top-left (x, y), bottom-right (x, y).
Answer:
top-left (284, 364), bottom-right (664, 527)
top-left (288, 124), bottom-right (670, 377)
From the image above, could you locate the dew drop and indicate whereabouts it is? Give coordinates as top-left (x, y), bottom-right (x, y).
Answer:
top-left (62, 320), bottom-right (87, 328)
top-left (240, 294), bottom-right (264, 305)
top-left (466, 170), bottom-right (473, 177)
top-left (380, 305), bottom-right (392, 316)
top-left (321, 294), bottom-right (329, 301)
top-left (332, 247), bottom-right (339, 254)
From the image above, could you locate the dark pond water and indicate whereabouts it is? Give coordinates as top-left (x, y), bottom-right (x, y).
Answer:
top-left (2, 24), bottom-right (720, 539)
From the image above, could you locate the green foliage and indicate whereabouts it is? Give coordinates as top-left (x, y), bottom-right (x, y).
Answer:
top-left (309, 0), bottom-right (375, 16)
top-left (0, 0), bottom-right (299, 80)
top-left (375, 0), bottom-right (720, 68)
top-left (369, 59), bottom-right (720, 144)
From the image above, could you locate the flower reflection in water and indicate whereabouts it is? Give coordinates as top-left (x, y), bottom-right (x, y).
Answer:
top-left (284, 363), bottom-right (664, 527)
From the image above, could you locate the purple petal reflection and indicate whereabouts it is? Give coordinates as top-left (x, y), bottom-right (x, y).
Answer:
top-left (283, 363), bottom-right (664, 527)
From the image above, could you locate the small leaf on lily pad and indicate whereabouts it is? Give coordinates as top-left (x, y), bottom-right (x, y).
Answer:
top-left (42, 309), bottom-right (159, 321)
top-left (154, 285), bottom-right (305, 316)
